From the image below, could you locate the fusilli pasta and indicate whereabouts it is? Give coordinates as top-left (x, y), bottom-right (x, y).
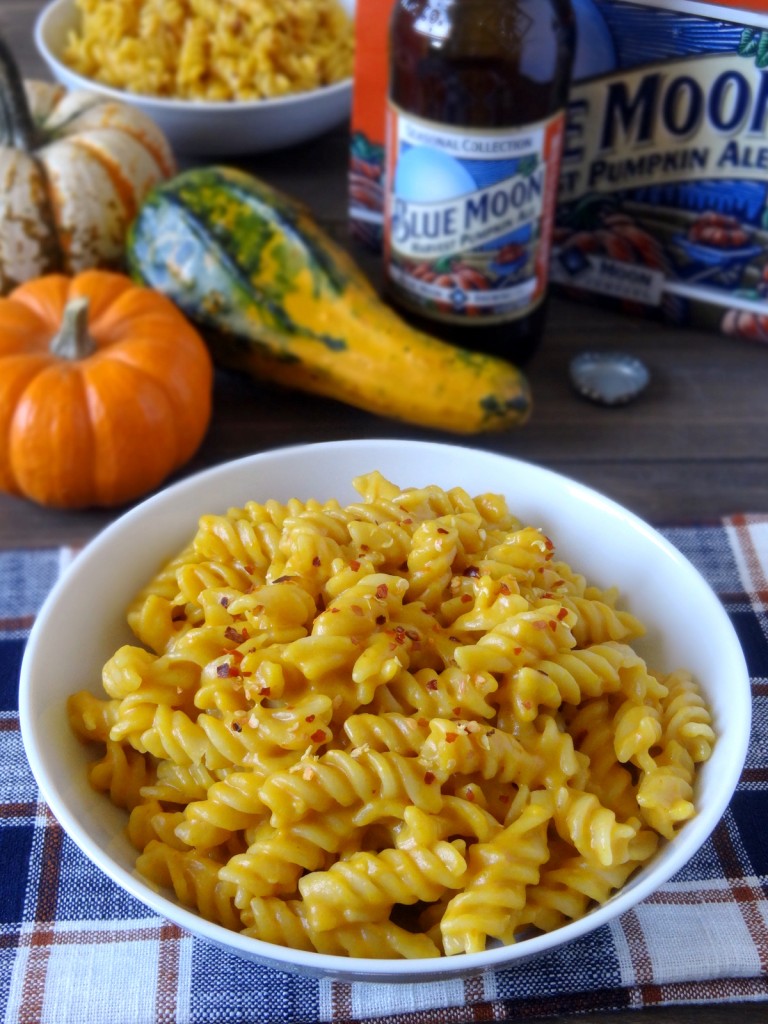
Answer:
top-left (62, 0), bottom-right (354, 101)
top-left (68, 472), bottom-right (715, 957)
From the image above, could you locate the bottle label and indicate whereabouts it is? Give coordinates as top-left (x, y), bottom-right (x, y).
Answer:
top-left (384, 104), bottom-right (565, 324)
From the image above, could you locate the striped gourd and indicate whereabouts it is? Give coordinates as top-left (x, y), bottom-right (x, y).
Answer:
top-left (126, 165), bottom-right (532, 434)
top-left (0, 36), bottom-right (174, 294)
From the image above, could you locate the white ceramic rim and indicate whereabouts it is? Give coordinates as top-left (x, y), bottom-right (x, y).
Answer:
top-left (19, 440), bottom-right (752, 982)
top-left (34, 0), bottom-right (353, 113)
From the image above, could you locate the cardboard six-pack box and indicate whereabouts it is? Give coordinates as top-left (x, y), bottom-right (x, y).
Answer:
top-left (348, 0), bottom-right (768, 342)
top-left (348, 0), bottom-right (394, 250)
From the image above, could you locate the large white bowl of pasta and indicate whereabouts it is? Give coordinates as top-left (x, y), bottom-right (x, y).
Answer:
top-left (20, 440), bottom-right (750, 982)
top-left (35, 0), bottom-right (355, 155)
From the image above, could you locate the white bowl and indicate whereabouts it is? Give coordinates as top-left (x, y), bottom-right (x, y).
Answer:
top-left (19, 440), bottom-right (750, 983)
top-left (34, 0), bottom-right (354, 155)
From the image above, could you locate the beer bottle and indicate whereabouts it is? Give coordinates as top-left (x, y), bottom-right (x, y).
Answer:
top-left (384, 0), bottom-right (575, 363)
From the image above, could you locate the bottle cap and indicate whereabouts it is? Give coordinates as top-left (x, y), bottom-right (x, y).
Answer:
top-left (569, 351), bottom-right (650, 406)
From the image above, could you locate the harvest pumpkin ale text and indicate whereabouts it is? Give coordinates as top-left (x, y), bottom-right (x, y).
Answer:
top-left (552, 0), bottom-right (768, 341)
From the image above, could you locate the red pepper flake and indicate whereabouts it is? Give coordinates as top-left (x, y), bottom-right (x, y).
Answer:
top-left (330, 607), bottom-right (340, 614)
top-left (424, 771), bottom-right (436, 785)
top-left (310, 728), bottom-right (326, 743)
top-left (260, 686), bottom-right (271, 697)
top-left (225, 626), bottom-right (248, 643)
top-left (401, 517), bottom-right (413, 525)
top-left (437, 527), bottom-right (449, 534)
top-left (557, 607), bottom-right (568, 620)
top-left (548, 620), bottom-right (557, 632)
top-left (460, 594), bottom-right (472, 604)
top-left (500, 583), bottom-right (511, 595)
top-left (375, 584), bottom-right (389, 600)
top-left (351, 604), bottom-right (364, 616)
top-left (533, 620), bottom-right (548, 631)
top-left (405, 629), bottom-right (420, 641)
top-left (360, 544), bottom-right (370, 552)
top-left (522, 700), bottom-right (533, 710)
top-left (231, 720), bottom-right (242, 732)
top-left (452, 707), bottom-right (461, 716)
top-left (426, 679), bottom-right (439, 691)
top-left (272, 575), bottom-right (295, 584)
top-left (464, 566), bottom-right (480, 578)
top-left (350, 559), bottom-right (361, 571)
top-left (445, 732), bottom-right (458, 743)
top-left (312, 556), bottom-right (322, 567)
top-left (376, 615), bottom-right (386, 625)
top-left (306, 714), bottom-right (316, 723)
top-left (514, 647), bottom-right (522, 655)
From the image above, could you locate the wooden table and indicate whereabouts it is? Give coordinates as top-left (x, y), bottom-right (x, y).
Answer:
top-left (4, 4), bottom-right (767, 1022)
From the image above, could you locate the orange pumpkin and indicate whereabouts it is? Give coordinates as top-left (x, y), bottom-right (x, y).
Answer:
top-left (0, 270), bottom-right (214, 509)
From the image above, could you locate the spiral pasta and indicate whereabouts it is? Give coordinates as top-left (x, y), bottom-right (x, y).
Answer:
top-left (62, 0), bottom-right (354, 102)
top-left (68, 471), bottom-right (715, 957)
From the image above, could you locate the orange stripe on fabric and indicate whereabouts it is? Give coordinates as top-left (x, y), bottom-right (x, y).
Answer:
top-left (155, 921), bottom-right (184, 1024)
top-left (712, 812), bottom-right (768, 976)
top-left (16, 807), bottom-right (64, 1024)
top-left (16, 921), bottom-right (185, 949)
top-left (330, 981), bottom-right (355, 1022)
top-left (0, 614), bottom-right (36, 632)
top-left (727, 514), bottom-right (768, 607)
top-left (647, 975), bottom-right (768, 1004)
top-left (618, 906), bottom-right (655, 986)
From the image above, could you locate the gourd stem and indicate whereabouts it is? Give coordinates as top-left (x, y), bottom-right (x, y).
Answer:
top-left (0, 34), bottom-right (39, 150)
top-left (50, 297), bottom-right (96, 360)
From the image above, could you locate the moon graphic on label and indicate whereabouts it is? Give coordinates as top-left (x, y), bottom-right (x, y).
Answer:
top-left (393, 146), bottom-right (477, 202)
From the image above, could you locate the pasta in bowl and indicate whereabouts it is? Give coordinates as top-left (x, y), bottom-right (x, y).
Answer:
top-left (35, 0), bottom-right (355, 155)
top-left (19, 441), bottom-right (750, 981)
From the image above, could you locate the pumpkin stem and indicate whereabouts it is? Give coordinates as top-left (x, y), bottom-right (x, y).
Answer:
top-left (0, 34), bottom-right (39, 150)
top-left (50, 297), bottom-right (97, 361)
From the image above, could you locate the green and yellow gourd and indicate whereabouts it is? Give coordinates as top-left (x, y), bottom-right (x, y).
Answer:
top-left (126, 166), bottom-right (531, 433)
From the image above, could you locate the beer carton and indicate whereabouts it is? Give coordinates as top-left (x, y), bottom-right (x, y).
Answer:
top-left (348, 0), bottom-right (395, 249)
top-left (551, 0), bottom-right (768, 341)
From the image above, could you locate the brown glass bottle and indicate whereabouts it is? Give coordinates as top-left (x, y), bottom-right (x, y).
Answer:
top-left (384, 0), bottom-right (575, 364)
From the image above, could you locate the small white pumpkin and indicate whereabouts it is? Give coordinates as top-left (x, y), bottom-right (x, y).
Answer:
top-left (0, 36), bottom-right (175, 294)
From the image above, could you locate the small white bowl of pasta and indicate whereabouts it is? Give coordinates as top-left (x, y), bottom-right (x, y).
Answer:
top-left (20, 440), bottom-right (750, 982)
top-left (34, 0), bottom-right (355, 155)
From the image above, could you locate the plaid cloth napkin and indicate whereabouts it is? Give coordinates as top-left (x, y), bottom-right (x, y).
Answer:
top-left (3, 518), bottom-right (768, 1024)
